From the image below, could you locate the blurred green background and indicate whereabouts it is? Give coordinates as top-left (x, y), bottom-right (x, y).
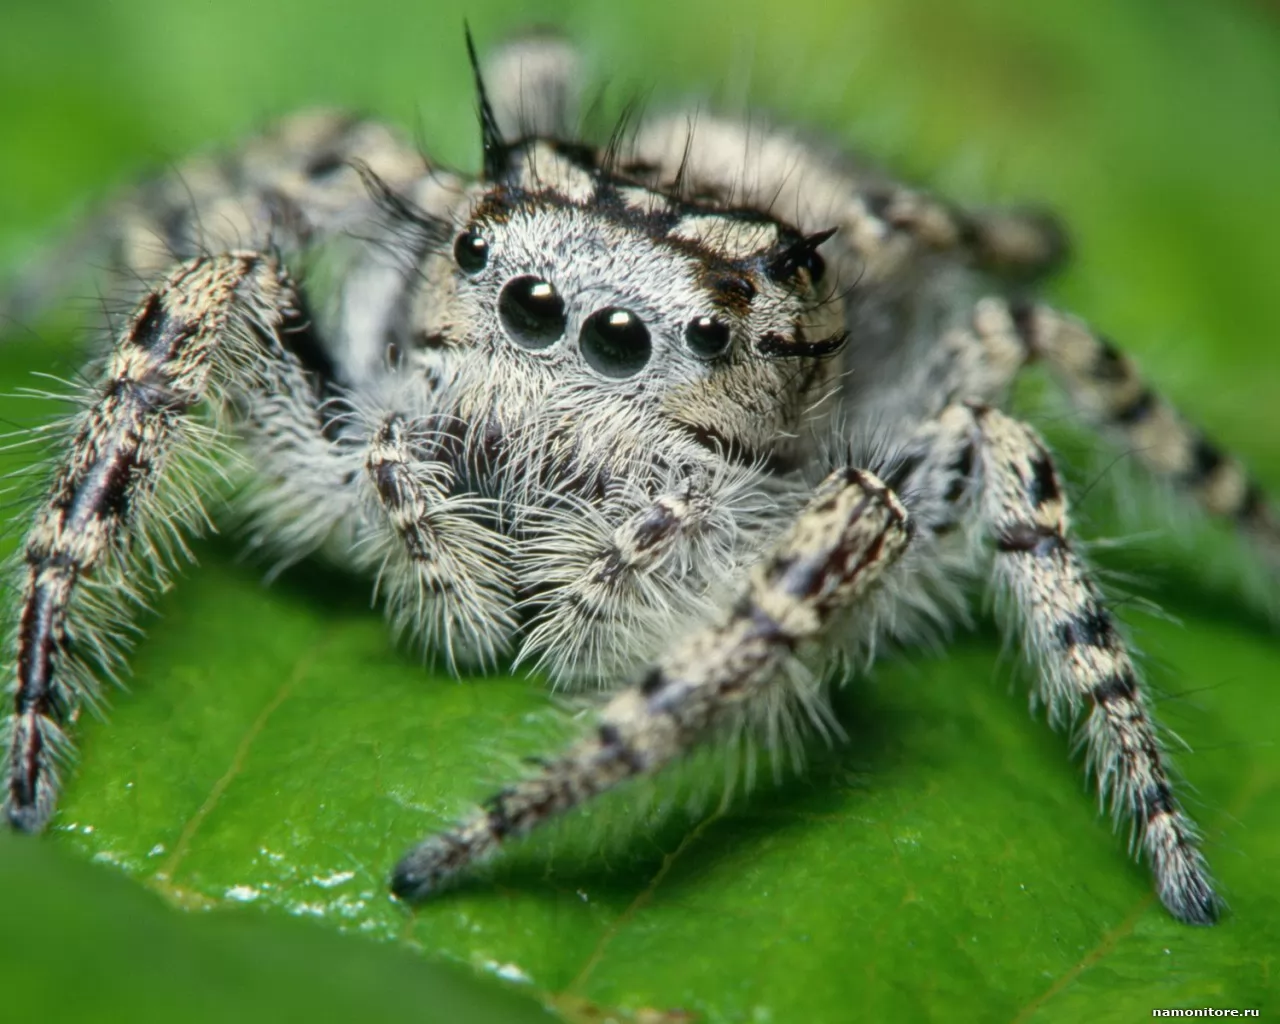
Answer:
top-left (1, 1), bottom-right (1278, 1021)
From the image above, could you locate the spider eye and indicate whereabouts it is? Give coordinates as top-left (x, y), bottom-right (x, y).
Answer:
top-left (580, 307), bottom-right (651, 378)
top-left (454, 231), bottom-right (489, 274)
top-left (806, 250), bottom-right (827, 284)
top-left (684, 316), bottom-right (731, 359)
top-left (499, 276), bottom-right (566, 349)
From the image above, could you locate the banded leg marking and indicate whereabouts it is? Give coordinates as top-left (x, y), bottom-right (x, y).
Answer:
top-left (1010, 301), bottom-right (1279, 563)
top-left (390, 467), bottom-right (912, 900)
top-left (972, 404), bottom-right (1219, 924)
top-left (362, 413), bottom-right (516, 669)
top-left (4, 252), bottom-right (311, 831)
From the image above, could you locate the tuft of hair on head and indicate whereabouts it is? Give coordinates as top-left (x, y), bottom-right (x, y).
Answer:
top-left (464, 23), bottom-right (511, 181)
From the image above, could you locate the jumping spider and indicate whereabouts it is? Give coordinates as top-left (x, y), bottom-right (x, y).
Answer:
top-left (3, 32), bottom-right (1275, 927)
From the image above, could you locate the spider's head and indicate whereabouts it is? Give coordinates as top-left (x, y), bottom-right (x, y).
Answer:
top-left (407, 134), bottom-right (846, 466)
top-left (390, 32), bottom-right (848, 470)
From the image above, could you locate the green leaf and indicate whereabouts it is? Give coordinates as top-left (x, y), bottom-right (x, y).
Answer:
top-left (2, 1), bottom-right (1278, 1021)
top-left (0, 833), bottom-right (556, 1023)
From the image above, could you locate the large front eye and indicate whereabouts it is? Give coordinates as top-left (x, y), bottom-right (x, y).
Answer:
top-left (499, 276), bottom-right (566, 349)
top-left (579, 307), bottom-right (651, 378)
top-left (454, 230), bottom-right (489, 274)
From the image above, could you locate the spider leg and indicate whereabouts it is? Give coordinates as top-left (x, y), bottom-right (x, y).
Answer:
top-left (860, 296), bottom-right (1279, 571)
top-left (914, 401), bottom-right (1219, 924)
top-left (2, 250), bottom-right (336, 831)
top-left (356, 410), bottom-right (516, 671)
top-left (1, 110), bottom-right (431, 331)
top-left (1012, 302), bottom-right (1279, 565)
top-left (481, 31), bottom-right (583, 140)
top-left (513, 466), bottom-right (761, 684)
top-left (391, 466), bottom-right (912, 901)
top-left (626, 113), bottom-right (1066, 285)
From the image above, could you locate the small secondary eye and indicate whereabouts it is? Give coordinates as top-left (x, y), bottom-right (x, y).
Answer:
top-left (499, 276), bottom-right (566, 349)
top-left (454, 231), bottom-right (489, 274)
top-left (684, 316), bottom-right (731, 359)
top-left (806, 249), bottom-right (827, 284)
top-left (580, 307), bottom-right (651, 378)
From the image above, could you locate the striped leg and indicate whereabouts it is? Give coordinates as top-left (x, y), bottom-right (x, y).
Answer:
top-left (878, 296), bottom-right (1279, 570)
top-left (360, 413), bottom-right (516, 671)
top-left (626, 113), bottom-right (1067, 288)
top-left (1, 110), bottom-right (429, 332)
top-left (969, 403), bottom-right (1218, 924)
top-left (1009, 301), bottom-right (1279, 565)
top-left (514, 468), bottom-right (760, 684)
top-left (391, 466), bottom-right (912, 901)
top-left (3, 252), bottom-right (330, 832)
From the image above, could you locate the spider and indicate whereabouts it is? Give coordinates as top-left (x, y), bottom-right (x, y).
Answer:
top-left (2, 31), bottom-right (1274, 928)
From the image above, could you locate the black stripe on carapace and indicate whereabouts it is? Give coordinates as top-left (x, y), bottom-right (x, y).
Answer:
top-left (757, 330), bottom-right (849, 360)
top-left (464, 25), bottom-right (511, 182)
top-left (707, 274), bottom-right (757, 313)
top-left (547, 138), bottom-right (601, 171)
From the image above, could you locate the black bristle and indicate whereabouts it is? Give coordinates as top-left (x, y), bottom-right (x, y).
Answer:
top-left (464, 23), bottom-right (511, 181)
top-left (767, 227), bottom-right (837, 284)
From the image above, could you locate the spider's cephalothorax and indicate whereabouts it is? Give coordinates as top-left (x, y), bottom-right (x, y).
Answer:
top-left (372, 123), bottom-right (850, 678)
top-left (3, 32), bottom-right (1277, 928)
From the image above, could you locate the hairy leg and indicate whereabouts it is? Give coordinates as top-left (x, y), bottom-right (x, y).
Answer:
top-left (626, 113), bottom-right (1066, 286)
top-left (2, 251), bottom-right (334, 830)
top-left (357, 410), bottom-right (516, 670)
top-left (513, 464), bottom-right (769, 684)
top-left (1, 110), bottom-right (431, 332)
top-left (391, 465), bottom-right (912, 900)
top-left (1011, 301), bottom-right (1279, 563)
top-left (951, 401), bottom-right (1217, 923)
top-left (860, 295), bottom-right (1279, 569)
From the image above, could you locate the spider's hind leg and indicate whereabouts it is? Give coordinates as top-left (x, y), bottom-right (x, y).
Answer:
top-left (480, 31), bottom-right (584, 141)
top-left (624, 113), bottom-right (1067, 289)
top-left (1011, 302), bottom-right (1280, 569)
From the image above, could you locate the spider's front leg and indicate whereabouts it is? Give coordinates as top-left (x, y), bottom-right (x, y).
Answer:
top-left (3, 251), bottom-right (333, 831)
top-left (391, 466), bottom-right (912, 901)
